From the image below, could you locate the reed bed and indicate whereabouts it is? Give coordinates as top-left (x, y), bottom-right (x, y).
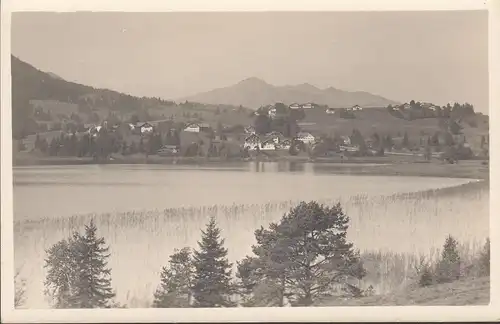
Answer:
top-left (14, 181), bottom-right (488, 308)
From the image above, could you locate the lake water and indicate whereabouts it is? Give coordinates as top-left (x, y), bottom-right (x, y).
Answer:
top-left (12, 162), bottom-right (489, 308)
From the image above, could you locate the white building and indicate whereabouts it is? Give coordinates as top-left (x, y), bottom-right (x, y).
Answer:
top-left (268, 106), bottom-right (277, 118)
top-left (296, 132), bottom-right (315, 144)
top-left (87, 125), bottom-right (102, 138)
top-left (301, 103), bottom-right (314, 109)
top-left (260, 140), bottom-right (276, 151)
top-left (184, 123), bottom-right (201, 133)
top-left (289, 103), bottom-right (301, 109)
top-left (139, 122), bottom-right (154, 134)
top-left (326, 108), bottom-right (336, 114)
top-left (352, 105), bottom-right (363, 111)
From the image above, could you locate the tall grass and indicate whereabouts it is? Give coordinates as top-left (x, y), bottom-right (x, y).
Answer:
top-left (14, 181), bottom-right (488, 308)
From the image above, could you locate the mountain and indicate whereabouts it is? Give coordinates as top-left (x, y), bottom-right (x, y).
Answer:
top-left (179, 77), bottom-right (399, 109)
top-left (11, 55), bottom-right (176, 138)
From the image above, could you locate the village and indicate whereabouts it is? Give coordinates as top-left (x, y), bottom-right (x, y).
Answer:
top-left (15, 99), bottom-right (489, 165)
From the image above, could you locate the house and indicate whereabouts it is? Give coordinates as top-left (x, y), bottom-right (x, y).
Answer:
top-left (157, 145), bottom-right (180, 156)
top-left (184, 123), bottom-right (201, 133)
top-left (137, 122), bottom-right (154, 135)
top-left (198, 123), bottom-right (212, 132)
top-left (268, 106), bottom-right (277, 118)
top-left (352, 105), bottom-right (363, 111)
top-left (326, 108), bottom-right (336, 114)
top-left (277, 139), bottom-right (291, 150)
top-left (339, 144), bottom-right (360, 152)
top-left (345, 107), bottom-right (353, 112)
top-left (301, 103), bottom-right (314, 109)
top-left (266, 131), bottom-right (285, 144)
top-left (289, 103), bottom-right (301, 109)
top-left (260, 139), bottom-right (276, 151)
top-left (87, 125), bottom-right (102, 138)
top-left (296, 132), bottom-right (315, 144)
top-left (243, 134), bottom-right (261, 151)
top-left (341, 136), bottom-right (352, 146)
top-left (402, 103), bottom-right (411, 110)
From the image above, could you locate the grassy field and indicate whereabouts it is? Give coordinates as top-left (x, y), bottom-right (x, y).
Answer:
top-left (316, 276), bottom-right (489, 306)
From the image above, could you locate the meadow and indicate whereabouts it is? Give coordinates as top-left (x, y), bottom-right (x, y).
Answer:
top-left (13, 178), bottom-right (488, 308)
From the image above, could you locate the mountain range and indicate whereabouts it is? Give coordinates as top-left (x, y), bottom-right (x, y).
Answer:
top-left (179, 77), bottom-right (399, 109)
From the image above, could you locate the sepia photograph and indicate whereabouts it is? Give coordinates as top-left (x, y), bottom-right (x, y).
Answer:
top-left (1, 0), bottom-right (499, 322)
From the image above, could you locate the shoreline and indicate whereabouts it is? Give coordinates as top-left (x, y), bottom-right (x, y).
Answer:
top-left (13, 154), bottom-right (489, 180)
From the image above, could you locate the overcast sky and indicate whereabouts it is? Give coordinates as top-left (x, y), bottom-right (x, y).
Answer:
top-left (11, 11), bottom-right (488, 113)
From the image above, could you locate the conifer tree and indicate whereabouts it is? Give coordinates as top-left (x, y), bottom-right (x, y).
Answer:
top-left (44, 220), bottom-right (116, 308)
top-left (153, 247), bottom-right (194, 308)
top-left (192, 217), bottom-right (235, 307)
top-left (402, 131), bottom-right (409, 148)
top-left (239, 201), bottom-right (366, 306)
top-left (71, 220), bottom-right (116, 308)
top-left (435, 235), bottom-right (461, 283)
top-left (44, 239), bottom-right (78, 308)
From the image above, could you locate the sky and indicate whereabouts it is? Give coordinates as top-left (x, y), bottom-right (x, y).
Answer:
top-left (11, 11), bottom-right (489, 113)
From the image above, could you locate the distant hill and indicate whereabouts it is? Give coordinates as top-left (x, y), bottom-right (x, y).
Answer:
top-left (179, 77), bottom-right (400, 109)
top-left (10, 56), bottom-right (249, 138)
top-left (11, 55), bottom-right (162, 113)
top-left (11, 56), bottom-right (180, 138)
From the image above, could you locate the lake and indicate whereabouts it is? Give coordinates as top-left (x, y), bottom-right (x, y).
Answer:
top-left (13, 162), bottom-right (489, 308)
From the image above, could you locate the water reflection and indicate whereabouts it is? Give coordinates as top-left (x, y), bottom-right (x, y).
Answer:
top-left (248, 161), bottom-right (371, 175)
top-left (249, 161), bottom-right (308, 173)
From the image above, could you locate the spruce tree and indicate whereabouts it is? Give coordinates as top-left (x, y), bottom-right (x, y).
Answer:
top-left (71, 220), bottom-right (116, 308)
top-left (44, 220), bottom-right (116, 308)
top-left (153, 247), bottom-right (194, 308)
top-left (435, 235), bottom-right (461, 283)
top-left (192, 217), bottom-right (235, 307)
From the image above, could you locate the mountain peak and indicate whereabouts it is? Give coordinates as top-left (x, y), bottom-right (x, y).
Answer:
top-left (180, 77), bottom-right (398, 109)
top-left (237, 77), bottom-right (269, 86)
top-left (295, 83), bottom-right (319, 91)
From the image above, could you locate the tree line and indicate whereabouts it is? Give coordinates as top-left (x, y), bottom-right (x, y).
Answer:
top-left (15, 201), bottom-right (490, 308)
top-left (388, 101), bottom-right (477, 120)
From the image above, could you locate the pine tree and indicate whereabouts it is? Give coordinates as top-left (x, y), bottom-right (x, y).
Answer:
top-left (239, 201), bottom-right (365, 306)
top-left (153, 247), bottom-right (194, 308)
top-left (435, 235), bottom-right (461, 284)
top-left (192, 217), bottom-right (235, 307)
